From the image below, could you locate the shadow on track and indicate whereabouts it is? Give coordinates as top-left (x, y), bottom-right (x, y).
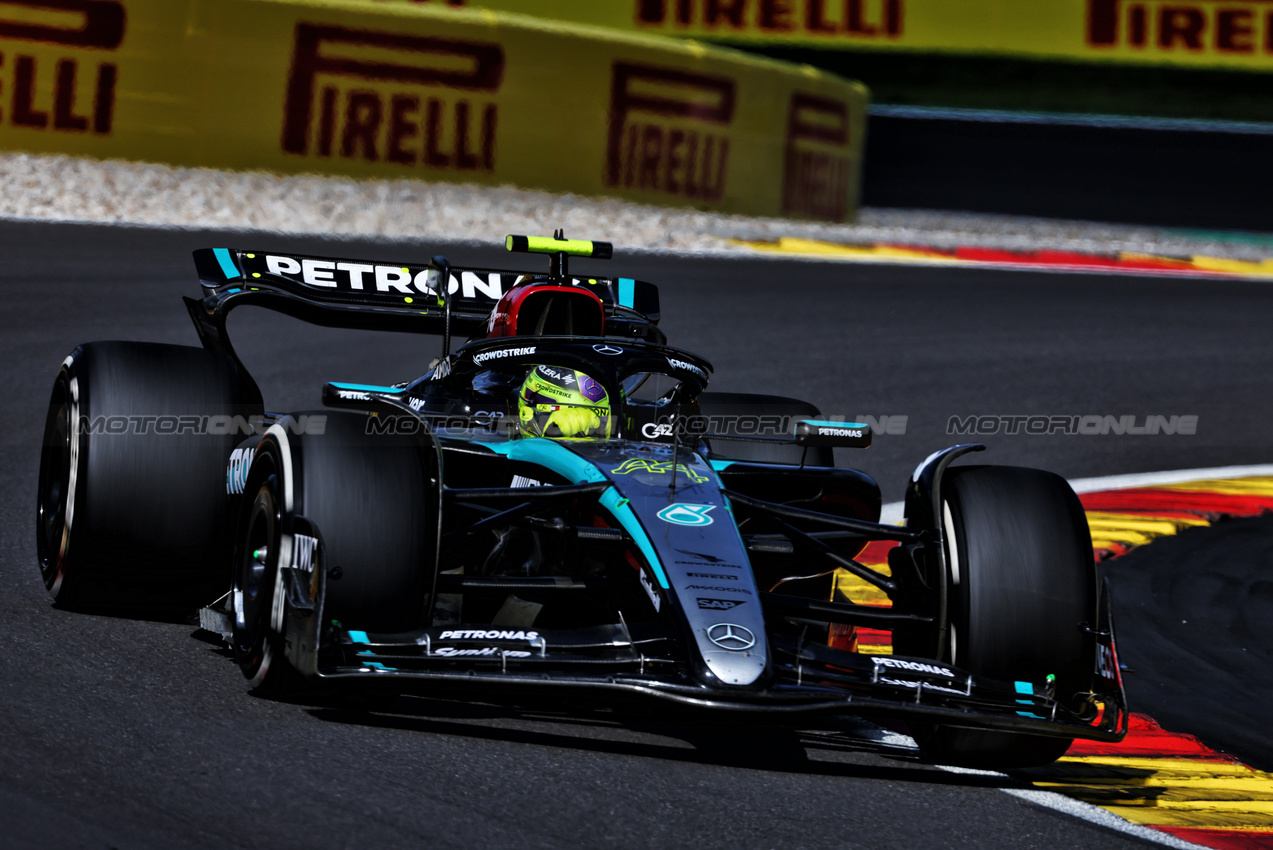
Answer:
top-left (296, 696), bottom-right (1020, 789)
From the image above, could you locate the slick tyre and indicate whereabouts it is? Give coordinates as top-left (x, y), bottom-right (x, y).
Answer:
top-left (231, 411), bottom-right (435, 691)
top-left (36, 342), bottom-right (262, 610)
top-left (696, 392), bottom-right (833, 466)
top-left (914, 466), bottom-right (1097, 769)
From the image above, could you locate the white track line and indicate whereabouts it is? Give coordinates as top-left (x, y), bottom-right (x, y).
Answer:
top-left (840, 721), bottom-right (1212, 848)
top-left (1001, 787), bottom-right (1210, 849)
top-left (937, 765), bottom-right (1210, 849)
top-left (1067, 464), bottom-right (1273, 493)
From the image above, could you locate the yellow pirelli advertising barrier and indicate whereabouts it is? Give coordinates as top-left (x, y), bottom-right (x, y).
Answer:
top-left (0, 0), bottom-right (866, 222)
top-left (416, 0), bottom-right (1273, 72)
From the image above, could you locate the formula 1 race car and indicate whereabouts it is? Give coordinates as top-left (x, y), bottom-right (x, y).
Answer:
top-left (36, 234), bottom-right (1127, 768)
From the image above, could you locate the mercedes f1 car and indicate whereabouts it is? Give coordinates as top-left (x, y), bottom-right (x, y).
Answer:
top-left (36, 234), bottom-right (1127, 768)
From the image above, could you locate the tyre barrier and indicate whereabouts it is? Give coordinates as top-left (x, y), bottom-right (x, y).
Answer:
top-left (0, 0), bottom-right (865, 222)
top-left (437, 0), bottom-right (1273, 73)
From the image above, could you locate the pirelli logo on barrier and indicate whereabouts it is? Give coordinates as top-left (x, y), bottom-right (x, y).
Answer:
top-left (1089, 0), bottom-right (1273, 54)
top-left (0, 0), bottom-right (866, 223)
top-left (0, 0), bottom-right (122, 136)
top-left (282, 24), bottom-right (504, 172)
top-left (634, 0), bottom-right (903, 39)
top-left (782, 93), bottom-right (851, 220)
top-left (605, 62), bottom-right (734, 203)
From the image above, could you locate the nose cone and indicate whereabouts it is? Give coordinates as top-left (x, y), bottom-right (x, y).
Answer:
top-left (570, 441), bottom-right (771, 688)
top-left (696, 622), bottom-right (765, 686)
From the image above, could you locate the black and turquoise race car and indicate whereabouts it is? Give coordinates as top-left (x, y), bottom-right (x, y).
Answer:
top-left (36, 234), bottom-right (1127, 768)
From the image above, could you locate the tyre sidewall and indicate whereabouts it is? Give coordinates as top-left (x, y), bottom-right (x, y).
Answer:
top-left (36, 364), bottom-right (81, 601)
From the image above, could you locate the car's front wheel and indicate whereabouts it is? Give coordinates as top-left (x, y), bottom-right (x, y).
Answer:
top-left (230, 411), bottom-right (436, 692)
top-left (912, 465), bottom-right (1097, 769)
top-left (231, 446), bottom-right (289, 691)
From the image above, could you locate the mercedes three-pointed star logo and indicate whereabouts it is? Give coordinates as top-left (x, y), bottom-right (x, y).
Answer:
top-left (707, 623), bottom-right (756, 651)
top-left (592, 344), bottom-right (624, 355)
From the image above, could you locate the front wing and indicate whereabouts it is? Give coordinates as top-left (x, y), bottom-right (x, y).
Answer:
top-left (197, 553), bottom-right (1127, 742)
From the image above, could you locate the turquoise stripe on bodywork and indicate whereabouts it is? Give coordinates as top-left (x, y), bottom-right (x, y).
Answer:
top-left (484, 439), bottom-right (668, 587)
top-left (709, 459), bottom-right (736, 473)
top-left (356, 653), bottom-right (395, 671)
top-left (350, 633), bottom-right (394, 668)
top-left (1014, 680), bottom-right (1040, 718)
top-left (213, 248), bottom-right (241, 280)
top-left (598, 488), bottom-right (668, 588)
top-left (618, 278), bottom-right (635, 308)
top-left (329, 382), bottom-right (402, 394)
top-left (484, 438), bottom-right (606, 483)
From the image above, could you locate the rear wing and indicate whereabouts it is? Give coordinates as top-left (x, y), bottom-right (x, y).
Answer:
top-left (191, 247), bottom-right (660, 337)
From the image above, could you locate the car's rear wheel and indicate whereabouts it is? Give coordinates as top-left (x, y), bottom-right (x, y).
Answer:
top-left (36, 341), bottom-right (262, 610)
top-left (912, 465), bottom-right (1096, 769)
top-left (231, 411), bottom-right (436, 692)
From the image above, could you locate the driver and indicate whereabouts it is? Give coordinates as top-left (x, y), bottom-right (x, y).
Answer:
top-left (517, 365), bottom-right (613, 440)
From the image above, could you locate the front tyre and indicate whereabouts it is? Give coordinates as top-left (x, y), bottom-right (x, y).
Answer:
top-left (915, 465), bottom-right (1097, 769)
top-left (230, 411), bottom-right (435, 692)
top-left (231, 449), bottom-right (288, 691)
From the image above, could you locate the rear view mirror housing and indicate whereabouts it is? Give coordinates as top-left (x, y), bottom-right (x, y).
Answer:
top-left (793, 420), bottom-right (872, 449)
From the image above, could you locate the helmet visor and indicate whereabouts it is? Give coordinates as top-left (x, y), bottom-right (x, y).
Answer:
top-left (519, 396), bottom-right (612, 440)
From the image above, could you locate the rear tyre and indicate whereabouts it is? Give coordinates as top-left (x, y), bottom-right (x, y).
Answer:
top-left (231, 411), bottom-right (435, 691)
top-left (913, 465), bottom-right (1096, 769)
top-left (696, 392), bottom-right (833, 466)
top-left (36, 342), bottom-right (262, 610)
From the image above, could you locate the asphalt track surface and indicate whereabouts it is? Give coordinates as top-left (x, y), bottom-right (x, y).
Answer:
top-left (3, 219), bottom-right (1271, 849)
top-left (1098, 514), bottom-right (1273, 773)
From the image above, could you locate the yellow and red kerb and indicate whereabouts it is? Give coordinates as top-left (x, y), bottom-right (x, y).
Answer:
top-left (741, 237), bottom-right (1273, 282)
top-left (834, 476), bottom-right (1273, 848)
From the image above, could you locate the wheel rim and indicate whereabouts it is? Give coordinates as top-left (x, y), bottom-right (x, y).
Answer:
top-left (36, 377), bottom-right (75, 594)
top-left (233, 474), bottom-right (280, 680)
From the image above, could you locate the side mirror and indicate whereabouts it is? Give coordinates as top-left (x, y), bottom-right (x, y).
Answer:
top-left (793, 419), bottom-right (872, 449)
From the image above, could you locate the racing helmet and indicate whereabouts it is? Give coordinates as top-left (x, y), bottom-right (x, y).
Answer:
top-left (518, 365), bottom-right (613, 440)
